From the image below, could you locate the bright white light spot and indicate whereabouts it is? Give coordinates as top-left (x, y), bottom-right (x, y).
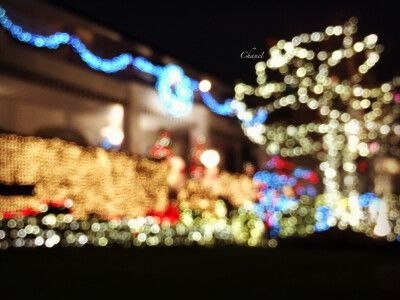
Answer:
top-left (365, 34), bottom-right (378, 45)
top-left (78, 235), bottom-right (88, 245)
top-left (325, 168), bottom-right (337, 179)
top-left (169, 69), bottom-right (182, 83)
top-left (380, 125), bottom-right (390, 135)
top-left (101, 126), bottom-right (124, 145)
top-left (374, 200), bottom-right (391, 237)
top-left (353, 42), bottom-right (364, 52)
top-left (35, 236), bottom-right (44, 246)
top-left (199, 80), bottom-right (211, 92)
top-left (200, 150), bottom-right (220, 168)
top-left (109, 104), bottom-right (124, 126)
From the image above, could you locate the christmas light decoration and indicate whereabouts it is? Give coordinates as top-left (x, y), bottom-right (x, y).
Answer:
top-left (148, 130), bottom-right (173, 160)
top-left (0, 4), bottom-right (237, 119)
top-left (2, 3), bottom-right (400, 246)
top-left (253, 156), bottom-right (319, 238)
top-left (155, 65), bottom-right (195, 117)
top-left (0, 134), bottom-right (169, 219)
top-left (2, 133), bottom-right (400, 248)
top-left (101, 104), bottom-right (125, 150)
top-left (0, 197), bottom-right (270, 249)
top-left (252, 156), bottom-right (400, 241)
top-left (200, 150), bottom-right (220, 169)
top-left (199, 79), bottom-right (211, 93)
top-left (213, 172), bottom-right (255, 207)
top-left (234, 18), bottom-right (400, 237)
top-left (189, 136), bottom-right (206, 179)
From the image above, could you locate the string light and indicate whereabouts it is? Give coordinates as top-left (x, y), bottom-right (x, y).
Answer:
top-left (253, 156), bottom-right (319, 237)
top-left (200, 150), bottom-right (220, 168)
top-left (155, 65), bottom-right (195, 117)
top-left (0, 133), bottom-right (256, 231)
top-left (199, 80), bottom-right (211, 92)
top-left (0, 134), bottom-right (169, 219)
top-left (2, 4), bottom-right (400, 246)
top-left (0, 199), bottom-right (272, 249)
top-left (0, 4), bottom-right (236, 119)
top-left (234, 17), bottom-right (400, 235)
top-left (2, 134), bottom-right (400, 247)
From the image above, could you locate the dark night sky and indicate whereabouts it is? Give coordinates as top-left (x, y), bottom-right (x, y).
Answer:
top-left (44, 0), bottom-right (400, 87)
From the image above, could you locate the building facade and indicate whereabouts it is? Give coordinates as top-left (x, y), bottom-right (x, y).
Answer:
top-left (0, 0), bottom-right (265, 173)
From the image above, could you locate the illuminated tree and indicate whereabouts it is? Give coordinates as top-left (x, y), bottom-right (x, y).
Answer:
top-left (233, 18), bottom-right (400, 236)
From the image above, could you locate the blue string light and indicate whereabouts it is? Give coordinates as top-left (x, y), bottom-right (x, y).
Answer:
top-left (155, 64), bottom-right (194, 117)
top-left (243, 109), bottom-right (268, 127)
top-left (0, 7), bottom-right (133, 73)
top-left (1, 4), bottom-right (250, 120)
top-left (132, 56), bottom-right (159, 76)
top-left (199, 92), bottom-right (233, 116)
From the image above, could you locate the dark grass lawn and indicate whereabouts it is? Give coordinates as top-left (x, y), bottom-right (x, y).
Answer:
top-left (1, 229), bottom-right (400, 299)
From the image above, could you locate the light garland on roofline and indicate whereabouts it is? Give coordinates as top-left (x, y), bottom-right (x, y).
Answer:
top-left (0, 4), bottom-right (261, 121)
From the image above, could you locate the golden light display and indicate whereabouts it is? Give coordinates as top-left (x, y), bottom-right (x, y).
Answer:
top-left (0, 198), bottom-right (271, 249)
top-left (0, 134), bottom-right (169, 219)
top-left (0, 134), bottom-right (266, 249)
top-left (233, 17), bottom-right (400, 236)
top-left (0, 133), bottom-right (256, 218)
top-left (213, 172), bottom-right (256, 207)
top-left (177, 172), bottom-right (255, 212)
top-left (2, 14), bottom-right (400, 249)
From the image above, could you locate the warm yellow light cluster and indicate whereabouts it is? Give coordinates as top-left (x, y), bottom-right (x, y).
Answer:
top-left (177, 173), bottom-right (256, 212)
top-left (0, 134), bottom-right (169, 219)
top-left (213, 172), bottom-right (256, 207)
top-left (233, 18), bottom-right (400, 228)
top-left (178, 179), bottom-right (217, 211)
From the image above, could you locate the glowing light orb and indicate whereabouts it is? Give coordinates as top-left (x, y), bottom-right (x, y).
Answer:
top-left (199, 79), bottom-right (211, 92)
top-left (200, 150), bottom-right (220, 168)
top-left (155, 64), bottom-right (194, 117)
top-left (100, 126), bottom-right (124, 146)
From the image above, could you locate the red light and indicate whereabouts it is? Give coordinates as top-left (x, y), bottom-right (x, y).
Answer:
top-left (3, 211), bottom-right (15, 219)
top-left (308, 172), bottom-right (319, 184)
top-left (358, 161), bottom-right (368, 172)
top-left (21, 207), bottom-right (32, 216)
top-left (275, 159), bottom-right (285, 169)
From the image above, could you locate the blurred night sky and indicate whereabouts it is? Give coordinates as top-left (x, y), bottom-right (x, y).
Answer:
top-left (45, 0), bottom-right (400, 87)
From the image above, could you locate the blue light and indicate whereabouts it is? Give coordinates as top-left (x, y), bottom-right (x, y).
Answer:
top-left (358, 192), bottom-right (380, 208)
top-left (34, 37), bottom-right (44, 47)
top-left (314, 206), bottom-right (332, 232)
top-left (270, 229), bottom-right (279, 238)
top-left (296, 186), bottom-right (305, 195)
top-left (294, 168), bottom-right (306, 178)
top-left (155, 64), bottom-right (194, 117)
top-left (101, 139), bottom-right (112, 150)
top-left (132, 56), bottom-right (158, 75)
top-left (199, 92), bottom-right (233, 116)
top-left (288, 177), bottom-right (297, 186)
top-left (0, 4), bottom-right (255, 120)
top-left (243, 109), bottom-right (268, 127)
top-left (266, 160), bottom-right (275, 169)
top-left (306, 185), bottom-right (317, 197)
top-left (254, 159), bottom-right (321, 236)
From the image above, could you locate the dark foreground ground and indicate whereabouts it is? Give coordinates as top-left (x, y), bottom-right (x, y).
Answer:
top-left (1, 229), bottom-right (400, 299)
